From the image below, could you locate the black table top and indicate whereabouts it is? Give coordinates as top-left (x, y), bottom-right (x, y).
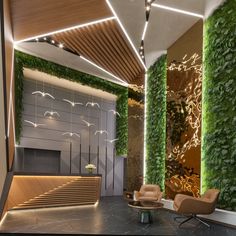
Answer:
top-left (128, 201), bottom-right (164, 210)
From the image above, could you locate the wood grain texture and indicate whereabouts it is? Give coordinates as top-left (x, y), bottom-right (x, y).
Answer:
top-left (52, 20), bottom-right (144, 83)
top-left (10, 0), bottom-right (112, 41)
top-left (3, 0), bottom-right (14, 169)
top-left (7, 175), bottom-right (101, 210)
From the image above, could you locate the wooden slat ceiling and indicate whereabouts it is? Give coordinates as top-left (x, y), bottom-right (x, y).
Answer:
top-left (10, 0), bottom-right (144, 84)
top-left (52, 19), bottom-right (144, 83)
top-left (10, 0), bottom-right (112, 41)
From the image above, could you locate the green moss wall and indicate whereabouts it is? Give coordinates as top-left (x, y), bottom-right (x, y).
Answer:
top-left (15, 51), bottom-right (128, 156)
top-left (146, 55), bottom-right (167, 190)
top-left (202, 0), bottom-right (236, 211)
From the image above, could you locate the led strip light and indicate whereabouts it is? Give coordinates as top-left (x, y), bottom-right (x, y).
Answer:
top-left (106, 0), bottom-right (147, 71)
top-left (143, 73), bottom-right (148, 183)
top-left (14, 16), bottom-right (129, 87)
top-left (152, 3), bottom-right (203, 18)
top-left (14, 16), bottom-right (116, 44)
top-left (80, 56), bottom-right (128, 86)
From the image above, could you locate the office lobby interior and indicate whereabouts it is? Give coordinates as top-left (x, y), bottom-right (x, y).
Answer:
top-left (0, 0), bottom-right (235, 235)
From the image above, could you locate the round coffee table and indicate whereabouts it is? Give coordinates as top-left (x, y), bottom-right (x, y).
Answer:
top-left (128, 201), bottom-right (164, 224)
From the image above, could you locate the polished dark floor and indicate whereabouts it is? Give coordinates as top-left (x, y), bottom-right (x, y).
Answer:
top-left (0, 197), bottom-right (235, 235)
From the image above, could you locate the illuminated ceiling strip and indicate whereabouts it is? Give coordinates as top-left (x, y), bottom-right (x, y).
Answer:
top-left (106, 0), bottom-right (147, 71)
top-left (152, 3), bottom-right (203, 18)
top-left (7, 50), bottom-right (15, 137)
top-left (143, 73), bottom-right (148, 184)
top-left (80, 56), bottom-right (128, 87)
top-left (14, 16), bottom-right (116, 44)
top-left (141, 21), bottom-right (148, 41)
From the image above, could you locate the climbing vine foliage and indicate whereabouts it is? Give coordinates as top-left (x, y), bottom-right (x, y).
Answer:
top-left (146, 55), bottom-right (167, 191)
top-left (15, 50), bottom-right (128, 156)
top-left (202, 0), bottom-right (236, 211)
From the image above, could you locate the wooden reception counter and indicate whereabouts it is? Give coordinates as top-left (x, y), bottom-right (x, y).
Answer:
top-left (5, 173), bottom-right (101, 210)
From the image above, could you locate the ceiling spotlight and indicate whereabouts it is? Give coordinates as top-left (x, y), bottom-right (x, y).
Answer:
top-left (51, 40), bottom-right (55, 44)
top-left (140, 51), bottom-right (143, 55)
top-left (59, 43), bottom-right (64, 48)
top-left (43, 37), bottom-right (47, 41)
top-left (147, 0), bottom-right (152, 2)
top-left (141, 46), bottom-right (143, 49)
top-left (35, 38), bottom-right (39, 42)
top-left (142, 55), bottom-right (145, 58)
top-left (146, 6), bottom-right (150, 11)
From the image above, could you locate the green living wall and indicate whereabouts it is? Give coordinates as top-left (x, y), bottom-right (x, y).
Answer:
top-left (15, 50), bottom-right (128, 156)
top-left (202, 0), bottom-right (236, 210)
top-left (146, 55), bottom-right (167, 190)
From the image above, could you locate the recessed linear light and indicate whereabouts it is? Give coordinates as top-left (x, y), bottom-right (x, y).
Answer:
top-left (14, 16), bottom-right (116, 44)
top-left (152, 3), bottom-right (203, 18)
top-left (143, 73), bottom-right (148, 183)
top-left (142, 21), bottom-right (148, 41)
top-left (80, 56), bottom-right (129, 87)
top-left (106, 0), bottom-right (147, 71)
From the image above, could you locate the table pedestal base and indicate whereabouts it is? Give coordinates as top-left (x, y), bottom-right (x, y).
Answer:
top-left (139, 210), bottom-right (152, 224)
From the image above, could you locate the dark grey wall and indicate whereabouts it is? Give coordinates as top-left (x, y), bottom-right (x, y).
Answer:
top-left (16, 78), bottom-right (124, 196)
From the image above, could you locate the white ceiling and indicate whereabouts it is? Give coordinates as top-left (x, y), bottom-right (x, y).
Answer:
top-left (15, 42), bottom-right (127, 87)
top-left (109, 0), bottom-right (225, 68)
top-left (15, 0), bottom-right (225, 85)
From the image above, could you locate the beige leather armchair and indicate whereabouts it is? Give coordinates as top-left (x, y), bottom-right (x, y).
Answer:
top-left (173, 189), bottom-right (220, 227)
top-left (134, 184), bottom-right (162, 202)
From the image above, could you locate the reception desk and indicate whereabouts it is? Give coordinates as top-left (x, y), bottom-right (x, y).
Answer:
top-left (5, 173), bottom-right (101, 210)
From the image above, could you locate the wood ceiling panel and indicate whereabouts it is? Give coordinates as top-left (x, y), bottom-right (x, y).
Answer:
top-left (52, 20), bottom-right (144, 83)
top-left (10, 0), bottom-right (112, 41)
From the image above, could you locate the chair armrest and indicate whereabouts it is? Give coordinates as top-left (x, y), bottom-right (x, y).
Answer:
top-left (157, 192), bottom-right (163, 202)
top-left (134, 191), bottom-right (141, 201)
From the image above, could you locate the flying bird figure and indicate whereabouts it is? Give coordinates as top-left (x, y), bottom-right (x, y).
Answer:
top-left (44, 111), bottom-right (60, 117)
top-left (104, 138), bottom-right (119, 143)
top-left (86, 102), bottom-right (100, 108)
top-left (62, 132), bottom-right (80, 138)
top-left (82, 120), bottom-right (95, 127)
top-left (24, 120), bottom-right (45, 128)
top-left (94, 130), bottom-right (108, 135)
top-left (108, 110), bottom-right (120, 117)
top-left (32, 91), bottom-right (55, 99)
top-left (63, 99), bottom-right (83, 107)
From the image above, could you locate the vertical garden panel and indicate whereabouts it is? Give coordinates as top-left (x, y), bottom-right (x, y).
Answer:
top-left (202, 0), bottom-right (236, 211)
top-left (146, 55), bottom-right (167, 190)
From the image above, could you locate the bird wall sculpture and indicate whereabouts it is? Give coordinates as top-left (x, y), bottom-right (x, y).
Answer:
top-left (63, 99), bottom-right (83, 107)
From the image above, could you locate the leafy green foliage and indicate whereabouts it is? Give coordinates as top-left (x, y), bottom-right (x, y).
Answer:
top-left (202, 0), bottom-right (236, 211)
top-left (146, 55), bottom-right (167, 190)
top-left (15, 50), bottom-right (128, 156)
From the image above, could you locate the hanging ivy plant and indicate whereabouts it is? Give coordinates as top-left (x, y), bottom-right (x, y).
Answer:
top-left (146, 55), bottom-right (167, 191)
top-left (202, 0), bottom-right (236, 211)
top-left (14, 50), bottom-right (128, 156)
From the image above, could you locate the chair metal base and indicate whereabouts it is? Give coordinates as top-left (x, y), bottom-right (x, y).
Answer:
top-left (175, 214), bottom-right (210, 228)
